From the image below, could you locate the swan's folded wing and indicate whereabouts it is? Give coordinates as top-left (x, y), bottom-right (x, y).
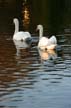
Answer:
top-left (25, 32), bottom-right (31, 38)
top-left (49, 35), bottom-right (57, 44)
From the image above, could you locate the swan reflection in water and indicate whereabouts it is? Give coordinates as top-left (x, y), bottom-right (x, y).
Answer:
top-left (38, 49), bottom-right (57, 61)
top-left (13, 40), bottom-right (31, 57)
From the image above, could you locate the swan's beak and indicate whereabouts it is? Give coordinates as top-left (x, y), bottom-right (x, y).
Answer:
top-left (25, 37), bottom-right (32, 45)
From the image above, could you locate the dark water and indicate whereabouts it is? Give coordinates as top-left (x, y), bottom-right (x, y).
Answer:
top-left (0, 0), bottom-right (71, 108)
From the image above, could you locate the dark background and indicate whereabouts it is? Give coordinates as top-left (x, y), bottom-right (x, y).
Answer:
top-left (0, 0), bottom-right (71, 35)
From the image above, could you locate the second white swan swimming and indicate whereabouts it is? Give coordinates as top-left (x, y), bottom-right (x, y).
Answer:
top-left (13, 18), bottom-right (32, 44)
top-left (36, 24), bottom-right (57, 50)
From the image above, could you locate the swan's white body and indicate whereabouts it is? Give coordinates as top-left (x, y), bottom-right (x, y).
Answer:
top-left (13, 18), bottom-right (32, 43)
top-left (37, 25), bottom-right (57, 50)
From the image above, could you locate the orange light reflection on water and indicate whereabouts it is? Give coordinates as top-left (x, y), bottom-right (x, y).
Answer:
top-left (22, 3), bottom-right (30, 30)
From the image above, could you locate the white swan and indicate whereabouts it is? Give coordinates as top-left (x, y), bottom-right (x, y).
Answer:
top-left (37, 24), bottom-right (57, 50)
top-left (13, 18), bottom-right (32, 44)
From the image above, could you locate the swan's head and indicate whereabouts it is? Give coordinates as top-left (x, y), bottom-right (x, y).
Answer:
top-left (36, 25), bottom-right (43, 31)
top-left (36, 24), bottom-right (43, 38)
top-left (13, 18), bottom-right (18, 24)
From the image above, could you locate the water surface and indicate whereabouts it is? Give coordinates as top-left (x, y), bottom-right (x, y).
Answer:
top-left (0, 33), bottom-right (71, 108)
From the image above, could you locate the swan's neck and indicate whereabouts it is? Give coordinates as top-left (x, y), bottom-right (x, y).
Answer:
top-left (39, 27), bottom-right (43, 39)
top-left (14, 19), bottom-right (19, 34)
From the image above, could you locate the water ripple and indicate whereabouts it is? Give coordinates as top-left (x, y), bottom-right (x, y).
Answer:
top-left (0, 34), bottom-right (71, 108)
